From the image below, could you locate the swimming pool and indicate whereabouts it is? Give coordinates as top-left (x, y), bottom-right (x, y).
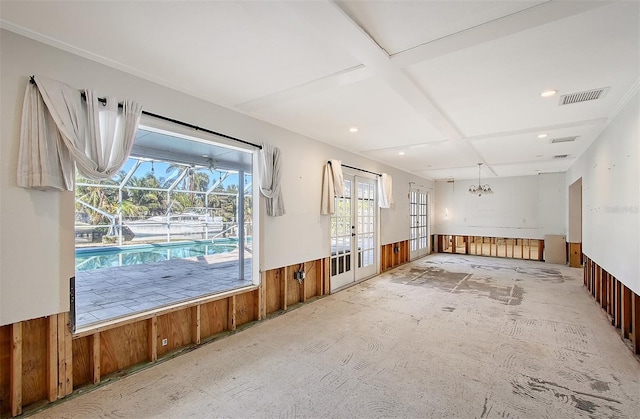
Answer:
top-left (75, 239), bottom-right (239, 271)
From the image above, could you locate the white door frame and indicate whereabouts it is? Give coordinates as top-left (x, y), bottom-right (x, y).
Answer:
top-left (330, 173), bottom-right (378, 292)
top-left (410, 188), bottom-right (430, 260)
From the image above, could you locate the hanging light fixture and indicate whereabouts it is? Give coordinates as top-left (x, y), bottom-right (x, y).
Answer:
top-left (468, 163), bottom-right (493, 196)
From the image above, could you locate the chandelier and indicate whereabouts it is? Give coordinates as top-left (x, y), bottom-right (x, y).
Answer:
top-left (468, 163), bottom-right (493, 196)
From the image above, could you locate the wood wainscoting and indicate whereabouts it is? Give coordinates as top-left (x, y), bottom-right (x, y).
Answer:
top-left (434, 235), bottom-right (544, 261)
top-left (569, 242), bottom-right (583, 267)
top-left (583, 256), bottom-right (640, 356)
top-left (380, 240), bottom-right (409, 272)
top-left (0, 258), bottom-right (327, 418)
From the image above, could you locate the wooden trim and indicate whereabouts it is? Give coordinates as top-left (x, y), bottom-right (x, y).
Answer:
top-left (324, 258), bottom-right (331, 295)
top-left (92, 333), bottom-right (101, 385)
top-left (300, 273), bottom-right (307, 304)
top-left (228, 296), bottom-right (237, 331)
top-left (147, 317), bottom-right (158, 362)
top-left (317, 261), bottom-right (324, 297)
top-left (47, 315), bottom-right (58, 402)
top-left (600, 270), bottom-right (609, 313)
top-left (10, 322), bottom-right (22, 417)
top-left (57, 313), bottom-right (71, 397)
top-left (614, 280), bottom-right (622, 328)
top-left (282, 266), bottom-right (289, 311)
top-left (633, 292), bottom-right (640, 355)
top-left (259, 272), bottom-right (266, 320)
top-left (191, 306), bottom-right (201, 345)
top-left (595, 266), bottom-right (601, 303)
top-left (73, 285), bottom-right (258, 338)
top-left (622, 285), bottom-right (632, 339)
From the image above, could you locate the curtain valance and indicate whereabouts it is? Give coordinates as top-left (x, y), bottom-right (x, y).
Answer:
top-left (17, 76), bottom-right (143, 191)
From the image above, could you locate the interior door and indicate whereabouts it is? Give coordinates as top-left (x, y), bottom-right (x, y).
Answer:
top-left (330, 175), bottom-right (377, 291)
top-left (410, 188), bottom-right (429, 260)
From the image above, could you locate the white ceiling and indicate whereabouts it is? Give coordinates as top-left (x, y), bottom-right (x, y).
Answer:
top-left (1, 0), bottom-right (638, 180)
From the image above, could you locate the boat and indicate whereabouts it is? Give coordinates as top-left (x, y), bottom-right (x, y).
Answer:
top-left (125, 208), bottom-right (224, 238)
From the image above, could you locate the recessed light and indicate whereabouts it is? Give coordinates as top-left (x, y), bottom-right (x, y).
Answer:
top-left (537, 134), bottom-right (548, 139)
top-left (202, 154), bottom-right (209, 158)
top-left (349, 127), bottom-right (358, 133)
top-left (398, 151), bottom-right (405, 156)
top-left (541, 90), bottom-right (557, 98)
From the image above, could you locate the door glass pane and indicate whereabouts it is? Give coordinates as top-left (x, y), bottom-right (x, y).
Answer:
top-left (357, 180), bottom-right (375, 269)
top-left (410, 190), bottom-right (428, 255)
top-left (331, 179), bottom-right (353, 277)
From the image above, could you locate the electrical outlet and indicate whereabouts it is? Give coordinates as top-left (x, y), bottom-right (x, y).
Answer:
top-left (162, 338), bottom-right (168, 346)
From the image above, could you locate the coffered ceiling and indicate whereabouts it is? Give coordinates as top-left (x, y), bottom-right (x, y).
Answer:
top-left (1, 0), bottom-right (638, 180)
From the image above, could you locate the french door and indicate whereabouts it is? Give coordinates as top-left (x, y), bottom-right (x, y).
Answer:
top-left (330, 175), bottom-right (377, 292)
top-left (410, 188), bottom-right (429, 260)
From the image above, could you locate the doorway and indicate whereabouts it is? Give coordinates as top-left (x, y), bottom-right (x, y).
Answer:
top-left (410, 188), bottom-right (429, 260)
top-left (330, 174), bottom-right (378, 291)
top-left (568, 178), bottom-right (582, 267)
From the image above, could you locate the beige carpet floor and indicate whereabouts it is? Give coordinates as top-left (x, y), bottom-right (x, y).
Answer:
top-left (32, 254), bottom-right (640, 418)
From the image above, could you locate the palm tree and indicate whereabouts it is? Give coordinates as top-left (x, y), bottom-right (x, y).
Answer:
top-left (128, 173), bottom-right (166, 216)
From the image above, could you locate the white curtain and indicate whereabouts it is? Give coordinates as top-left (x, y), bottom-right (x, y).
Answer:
top-left (258, 142), bottom-right (285, 216)
top-left (17, 76), bottom-right (143, 191)
top-left (320, 159), bottom-right (346, 215)
top-left (378, 173), bottom-right (393, 208)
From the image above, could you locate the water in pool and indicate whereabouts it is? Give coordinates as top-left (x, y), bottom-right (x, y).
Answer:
top-left (76, 239), bottom-right (238, 271)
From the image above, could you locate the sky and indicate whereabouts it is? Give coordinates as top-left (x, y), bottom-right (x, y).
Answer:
top-left (82, 158), bottom-right (249, 191)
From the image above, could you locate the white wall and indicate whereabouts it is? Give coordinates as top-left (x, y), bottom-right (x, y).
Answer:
top-left (566, 91), bottom-right (639, 296)
top-left (433, 173), bottom-right (567, 239)
top-left (0, 30), bottom-right (431, 326)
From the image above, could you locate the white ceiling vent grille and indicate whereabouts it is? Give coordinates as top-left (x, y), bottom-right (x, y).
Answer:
top-left (559, 88), bottom-right (609, 105)
top-left (553, 154), bottom-right (569, 159)
top-left (550, 136), bottom-right (578, 144)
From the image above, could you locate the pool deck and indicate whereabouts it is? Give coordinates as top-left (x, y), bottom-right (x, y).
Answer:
top-left (75, 249), bottom-right (253, 328)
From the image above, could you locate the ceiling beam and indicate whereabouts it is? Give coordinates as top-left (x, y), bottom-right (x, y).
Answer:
top-left (240, 0), bottom-right (612, 119)
top-left (237, 65), bottom-right (372, 113)
top-left (284, 0), bottom-right (464, 141)
top-left (391, 0), bottom-right (613, 68)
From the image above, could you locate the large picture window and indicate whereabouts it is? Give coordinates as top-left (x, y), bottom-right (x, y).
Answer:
top-left (73, 127), bottom-right (256, 328)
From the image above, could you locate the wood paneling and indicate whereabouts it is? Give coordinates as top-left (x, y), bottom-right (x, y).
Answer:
top-left (442, 235), bottom-right (545, 261)
top-left (201, 299), bottom-right (228, 338)
top-left (583, 255), bottom-right (640, 355)
top-left (286, 265), bottom-right (301, 307)
top-left (10, 323), bottom-right (22, 416)
top-left (236, 290), bottom-right (258, 327)
top-left (191, 306), bottom-right (201, 345)
top-left (1, 325), bottom-right (11, 417)
top-left (569, 243), bottom-right (582, 267)
top-left (100, 322), bottom-right (148, 376)
top-left (633, 293), bottom-right (640, 355)
top-left (2, 265), bottom-right (329, 417)
top-left (57, 312), bottom-right (72, 398)
top-left (265, 268), bottom-right (282, 315)
top-left (622, 285), bottom-right (632, 339)
top-left (157, 310), bottom-right (192, 357)
top-left (304, 261), bottom-right (319, 300)
top-left (381, 241), bottom-right (410, 272)
top-left (71, 336), bottom-right (91, 388)
top-left (21, 318), bottom-right (47, 407)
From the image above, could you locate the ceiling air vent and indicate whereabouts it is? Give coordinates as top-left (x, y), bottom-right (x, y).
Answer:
top-left (559, 87), bottom-right (608, 105)
top-left (553, 154), bottom-right (568, 159)
top-left (550, 136), bottom-right (578, 144)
